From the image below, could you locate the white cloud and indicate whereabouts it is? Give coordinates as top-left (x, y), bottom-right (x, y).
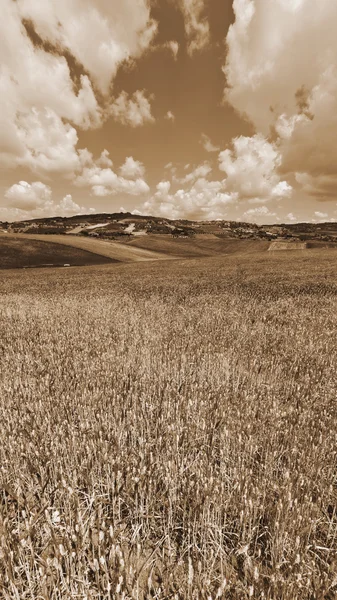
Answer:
top-left (119, 157), bottom-right (145, 178)
top-left (285, 212), bottom-right (297, 222)
top-left (219, 135), bottom-right (292, 202)
top-left (224, 0), bottom-right (337, 201)
top-left (0, 0), bottom-right (156, 176)
top-left (11, 109), bottom-right (81, 176)
top-left (5, 181), bottom-right (52, 211)
top-left (163, 41), bottom-right (179, 59)
top-left (110, 91), bottom-right (154, 127)
top-left (177, 162), bottom-right (212, 184)
top-left (96, 150), bottom-right (113, 168)
top-left (142, 139), bottom-right (293, 220)
top-left (73, 151), bottom-right (149, 197)
top-left (314, 211), bottom-right (328, 220)
top-left (178, 0), bottom-right (210, 55)
top-left (15, 0), bottom-right (157, 95)
top-left (3, 182), bottom-right (93, 220)
top-left (242, 205), bottom-right (276, 222)
top-left (200, 134), bottom-right (219, 153)
top-left (165, 111), bottom-right (175, 122)
top-left (143, 136), bottom-right (293, 220)
top-left (141, 176), bottom-right (235, 220)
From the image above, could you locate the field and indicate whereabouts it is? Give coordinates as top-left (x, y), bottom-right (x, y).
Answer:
top-left (2, 234), bottom-right (172, 265)
top-left (0, 237), bottom-right (114, 269)
top-left (126, 235), bottom-right (270, 258)
top-left (0, 250), bottom-right (336, 599)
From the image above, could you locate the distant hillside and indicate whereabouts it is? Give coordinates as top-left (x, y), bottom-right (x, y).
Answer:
top-left (1, 212), bottom-right (337, 244)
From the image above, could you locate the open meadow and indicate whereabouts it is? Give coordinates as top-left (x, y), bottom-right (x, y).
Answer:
top-left (0, 250), bottom-right (336, 599)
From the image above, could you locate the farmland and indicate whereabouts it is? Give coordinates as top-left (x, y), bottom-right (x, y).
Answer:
top-left (0, 235), bottom-right (172, 268)
top-left (0, 250), bottom-right (336, 599)
top-left (0, 236), bottom-right (114, 269)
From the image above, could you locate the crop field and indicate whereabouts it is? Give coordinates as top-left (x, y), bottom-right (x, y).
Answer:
top-left (126, 235), bottom-right (270, 258)
top-left (5, 234), bottom-right (172, 263)
top-left (0, 250), bottom-right (336, 599)
top-left (0, 236), bottom-right (114, 269)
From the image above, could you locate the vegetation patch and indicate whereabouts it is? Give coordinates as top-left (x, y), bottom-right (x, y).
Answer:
top-left (0, 251), bottom-right (336, 599)
top-left (0, 237), bottom-right (115, 269)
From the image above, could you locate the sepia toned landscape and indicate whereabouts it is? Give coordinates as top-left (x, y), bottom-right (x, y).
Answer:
top-left (1, 0), bottom-right (337, 598)
top-left (1, 227), bottom-right (336, 599)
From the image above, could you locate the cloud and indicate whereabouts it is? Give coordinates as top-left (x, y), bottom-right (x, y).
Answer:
top-left (314, 211), bottom-right (328, 220)
top-left (178, 0), bottom-right (210, 55)
top-left (141, 176), bottom-right (235, 220)
top-left (3, 182), bottom-right (93, 220)
top-left (294, 172), bottom-right (337, 199)
top-left (224, 0), bottom-right (337, 201)
top-left (285, 212), bottom-right (297, 222)
top-left (0, 0), bottom-right (156, 175)
top-left (218, 135), bottom-right (292, 202)
top-left (165, 111), bottom-right (175, 122)
top-left (9, 109), bottom-right (81, 176)
top-left (200, 134), bottom-right (219, 152)
top-left (142, 140), bottom-right (293, 220)
top-left (119, 157), bottom-right (145, 178)
top-left (177, 162), bottom-right (212, 184)
top-left (15, 0), bottom-right (157, 95)
top-left (96, 149), bottom-right (113, 168)
top-left (5, 181), bottom-right (52, 211)
top-left (163, 41), bottom-right (179, 59)
top-left (110, 91), bottom-right (155, 127)
top-left (73, 150), bottom-right (149, 197)
top-left (242, 205), bottom-right (276, 222)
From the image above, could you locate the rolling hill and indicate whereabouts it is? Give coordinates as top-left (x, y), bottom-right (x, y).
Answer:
top-left (1, 212), bottom-right (336, 269)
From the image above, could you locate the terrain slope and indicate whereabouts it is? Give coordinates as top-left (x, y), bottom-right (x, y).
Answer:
top-left (0, 236), bottom-right (114, 269)
top-left (0, 234), bottom-right (172, 267)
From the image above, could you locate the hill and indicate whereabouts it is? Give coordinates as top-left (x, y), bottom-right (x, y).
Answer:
top-left (2, 211), bottom-right (337, 244)
top-left (1, 213), bottom-right (336, 269)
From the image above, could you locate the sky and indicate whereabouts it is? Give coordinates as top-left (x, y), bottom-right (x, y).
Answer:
top-left (1, 0), bottom-right (337, 224)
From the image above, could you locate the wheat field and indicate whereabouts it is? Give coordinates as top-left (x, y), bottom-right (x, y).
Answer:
top-left (0, 251), bottom-right (336, 599)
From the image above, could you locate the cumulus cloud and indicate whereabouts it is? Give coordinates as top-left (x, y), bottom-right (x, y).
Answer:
top-left (5, 181), bottom-right (52, 211)
top-left (178, 0), bottom-right (210, 55)
top-left (224, 0), bottom-right (337, 201)
top-left (15, 0), bottom-right (157, 95)
top-left (3, 182), bottom-right (93, 220)
top-left (12, 109), bottom-right (81, 176)
top-left (177, 162), bottom-right (212, 184)
top-left (73, 151), bottom-right (149, 197)
top-left (200, 134), bottom-right (219, 153)
top-left (110, 91), bottom-right (154, 127)
top-left (141, 140), bottom-right (295, 221)
top-left (218, 135), bottom-right (292, 203)
top-left (0, 0), bottom-right (156, 175)
top-left (119, 157), bottom-right (145, 179)
top-left (141, 176), bottom-right (235, 220)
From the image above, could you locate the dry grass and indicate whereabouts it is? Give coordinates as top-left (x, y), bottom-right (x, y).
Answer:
top-left (0, 237), bottom-right (114, 269)
top-left (0, 251), bottom-right (336, 599)
top-left (6, 234), bottom-right (171, 263)
top-left (127, 235), bottom-right (270, 258)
